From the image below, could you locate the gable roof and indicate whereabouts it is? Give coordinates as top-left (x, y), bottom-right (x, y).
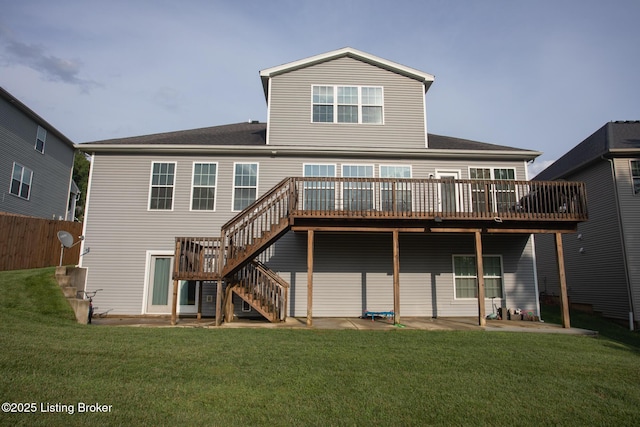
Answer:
top-left (535, 121), bottom-right (640, 180)
top-left (0, 86), bottom-right (76, 149)
top-left (79, 121), bottom-right (539, 160)
top-left (259, 47), bottom-right (435, 100)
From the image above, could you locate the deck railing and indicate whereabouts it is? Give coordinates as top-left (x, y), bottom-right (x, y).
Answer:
top-left (290, 178), bottom-right (588, 221)
top-left (173, 236), bottom-right (221, 280)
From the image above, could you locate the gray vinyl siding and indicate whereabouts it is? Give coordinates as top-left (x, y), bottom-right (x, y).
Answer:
top-left (0, 96), bottom-right (74, 219)
top-left (266, 232), bottom-right (537, 318)
top-left (535, 159), bottom-right (630, 320)
top-left (82, 151), bottom-right (529, 315)
top-left (267, 56), bottom-right (427, 149)
top-left (614, 157), bottom-right (640, 322)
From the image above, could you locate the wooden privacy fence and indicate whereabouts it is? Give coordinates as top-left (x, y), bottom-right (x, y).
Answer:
top-left (0, 213), bottom-right (83, 271)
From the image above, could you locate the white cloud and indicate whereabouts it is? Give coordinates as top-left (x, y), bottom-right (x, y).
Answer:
top-left (527, 159), bottom-right (556, 178)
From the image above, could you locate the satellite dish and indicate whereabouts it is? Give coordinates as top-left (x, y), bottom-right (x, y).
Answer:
top-left (57, 231), bottom-right (75, 248)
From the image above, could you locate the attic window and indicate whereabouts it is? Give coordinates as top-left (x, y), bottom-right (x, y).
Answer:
top-left (35, 126), bottom-right (46, 153)
top-left (631, 160), bottom-right (640, 195)
top-left (312, 85), bottom-right (383, 124)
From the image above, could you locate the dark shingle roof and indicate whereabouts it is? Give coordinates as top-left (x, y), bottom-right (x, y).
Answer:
top-left (83, 122), bottom-right (267, 146)
top-left (82, 121), bottom-right (531, 154)
top-left (427, 134), bottom-right (530, 151)
top-left (535, 121), bottom-right (640, 180)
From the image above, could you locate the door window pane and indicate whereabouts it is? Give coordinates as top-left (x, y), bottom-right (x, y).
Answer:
top-left (151, 257), bottom-right (171, 305)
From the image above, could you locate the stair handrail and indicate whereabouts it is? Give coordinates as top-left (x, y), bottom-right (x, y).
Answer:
top-left (232, 260), bottom-right (289, 321)
top-left (220, 177), bottom-right (294, 274)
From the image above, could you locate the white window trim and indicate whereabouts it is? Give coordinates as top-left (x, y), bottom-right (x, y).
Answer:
top-left (452, 254), bottom-right (504, 300)
top-left (630, 159), bottom-right (640, 196)
top-left (468, 166), bottom-right (518, 213)
top-left (35, 126), bottom-right (46, 154)
top-left (10, 162), bottom-right (33, 200)
top-left (190, 162), bottom-right (218, 212)
top-left (467, 166), bottom-right (517, 180)
top-left (302, 163), bottom-right (338, 211)
top-left (379, 164), bottom-right (413, 212)
top-left (341, 164), bottom-right (375, 178)
top-left (231, 162), bottom-right (259, 212)
top-left (141, 250), bottom-right (174, 315)
top-left (147, 161), bottom-right (176, 212)
top-left (311, 85), bottom-right (384, 125)
top-left (341, 164), bottom-right (375, 211)
top-left (379, 164), bottom-right (413, 178)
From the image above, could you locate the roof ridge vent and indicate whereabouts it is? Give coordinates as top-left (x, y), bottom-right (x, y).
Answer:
top-left (248, 119), bottom-right (260, 124)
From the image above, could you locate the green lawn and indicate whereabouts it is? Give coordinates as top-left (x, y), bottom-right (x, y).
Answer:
top-left (1, 268), bottom-right (639, 426)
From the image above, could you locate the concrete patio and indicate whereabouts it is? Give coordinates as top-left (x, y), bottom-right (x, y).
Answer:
top-left (92, 315), bottom-right (597, 335)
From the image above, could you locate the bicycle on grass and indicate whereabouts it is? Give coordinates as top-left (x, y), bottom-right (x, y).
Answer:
top-left (80, 289), bottom-right (103, 324)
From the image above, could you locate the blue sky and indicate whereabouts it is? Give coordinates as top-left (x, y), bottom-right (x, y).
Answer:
top-left (1, 0), bottom-right (639, 175)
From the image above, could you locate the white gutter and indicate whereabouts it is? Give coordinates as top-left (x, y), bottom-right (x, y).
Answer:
top-left (77, 143), bottom-right (541, 161)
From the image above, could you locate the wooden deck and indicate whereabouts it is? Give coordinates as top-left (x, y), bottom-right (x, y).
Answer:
top-left (172, 177), bottom-right (587, 327)
top-left (174, 177), bottom-right (587, 281)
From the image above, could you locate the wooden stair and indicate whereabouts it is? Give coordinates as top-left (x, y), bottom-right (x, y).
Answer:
top-left (224, 261), bottom-right (289, 323)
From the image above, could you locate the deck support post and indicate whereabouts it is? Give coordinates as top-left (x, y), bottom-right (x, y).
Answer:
top-left (197, 281), bottom-right (202, 320)
top-left (474, 231), bottom-right (486, 327)
top-left (555, 232), bottom-right (571, 328)
top-left (215, 280), bottom-right (223, 326)
top-left (307, 230), bottom-right (314, 327)
top-left (392, 229), bottom-right (400, 325)
top-left (171, 279), bottom-right (179, 326)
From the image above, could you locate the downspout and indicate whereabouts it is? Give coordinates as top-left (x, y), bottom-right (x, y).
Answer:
top-left (526, 160), bottom-right (542, 319)
top-left (602, 154), bottom-right (635, 330)
top-left (78, 153), bottom-right (95, 271)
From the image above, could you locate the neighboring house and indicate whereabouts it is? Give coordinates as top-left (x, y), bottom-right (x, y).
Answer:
top-left (78, 48), bottom-right (586, 325)
top-left (0, 86), bottom-right (77, 220)
top-left (534, 121), bottom-right (640, 329)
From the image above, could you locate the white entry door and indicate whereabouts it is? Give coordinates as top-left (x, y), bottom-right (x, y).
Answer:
top-left (146, 255), bottom-right (200, 315)
top-left (436, 171), bottom-right (461, 213)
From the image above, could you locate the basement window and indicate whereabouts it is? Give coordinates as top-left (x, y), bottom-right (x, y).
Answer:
top-left (453, 255), bottom-right (503, 299)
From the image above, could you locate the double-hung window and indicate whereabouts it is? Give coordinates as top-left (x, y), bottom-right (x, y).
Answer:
top-left (303, 164), bottom-right (336, 211)
top-left (191, 163), bottom-right (217, 211)
top-left (631, 160), bottom-right (640, 195)
top-left (342, 165), bottom-right (374, 211)
top-left (469, 167), bottom-right (516, 213)
top-left (35, 126), bottom-right (46, 153)
top-left (233, 163), bottom-right (258, 211)
top-left (312, 85), bottom-right (383, 124)
top-left (380, 165), bottom-right (412, 212)
top-left (453, 255), bottom-right (503, 299)
top-left (10, 163), bottom-right (33, 199)
top-left (149, 162), bottom-right (175, 210)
